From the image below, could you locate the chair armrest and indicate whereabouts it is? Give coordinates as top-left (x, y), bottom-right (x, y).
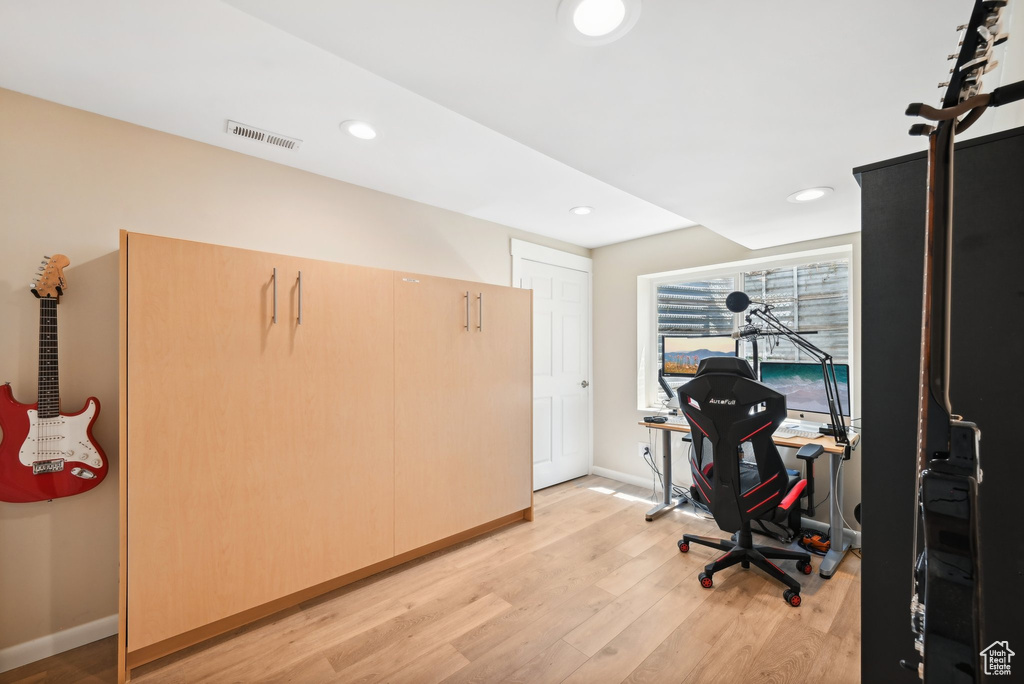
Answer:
top-left (796, 444), bottom-right (823, 461)
top-left (779, 479), bottom-right (807, 511)
top-left (795, 443), bottom-right (823, 517)
top-left (681, 433), bottom-right (692, 442)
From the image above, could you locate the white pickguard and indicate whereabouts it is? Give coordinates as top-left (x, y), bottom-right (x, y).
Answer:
top-left (18, 400), bottom-right (104, 469)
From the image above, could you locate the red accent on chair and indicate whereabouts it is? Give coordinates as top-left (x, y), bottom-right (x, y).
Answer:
top-left (693, 472), bottom-right (711, 502)
top-left (746, 491), bottom-right (780, 514)
top-left (778, 479), bottom-right (807, 511)
top-left (739, 421), bottom-right (774, 443)
top-left (690, 417), bottom-right (709, 437)
top-left (741, 472), bottom-right (779, 498)
top-left (691, 459), bottom-right (712, 489)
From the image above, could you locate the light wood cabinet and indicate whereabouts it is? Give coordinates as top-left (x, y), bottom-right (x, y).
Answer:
top-left (394, 275), bottom-right (532, 553)
top-left (125, 234), bottom-right (396, 652)
top-left (119, 234), bottom-right (531, 681)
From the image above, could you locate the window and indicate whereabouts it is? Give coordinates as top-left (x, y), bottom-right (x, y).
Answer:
top-left (657, 277), bottom-right (735, 336)
top-left (737, 260), bottom-right (850, 363)
top-left (639, 247), bottom-right (853, 409)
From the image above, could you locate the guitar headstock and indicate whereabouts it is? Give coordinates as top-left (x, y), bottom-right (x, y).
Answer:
top-left (941, 0), bottom-right (1008, 107)
top-left (907, 0), bottom-right (1010, 136)
top-left (31, 254), bottom-right (70, 300)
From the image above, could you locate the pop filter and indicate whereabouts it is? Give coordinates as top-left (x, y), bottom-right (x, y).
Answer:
top-left (725, 291), bottom-right (750, 313)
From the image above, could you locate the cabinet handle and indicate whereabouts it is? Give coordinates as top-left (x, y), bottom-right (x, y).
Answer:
top-left (272, 268), bottom-right (277, 324)
top-left (477, 292), bottom-right (483, 331)
top-left (465, 291), bottom-right (470, 331)
top-left (297, 271), bottom-right (303, 325)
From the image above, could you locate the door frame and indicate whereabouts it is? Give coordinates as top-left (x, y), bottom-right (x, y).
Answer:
top-left (510, 239), bottom-right (594, 486)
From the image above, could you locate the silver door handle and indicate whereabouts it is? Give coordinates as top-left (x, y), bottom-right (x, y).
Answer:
top-left (477, 292), bottom-right (483, 331)
top-left (297, 271), bottom-right (303, 325)
top-left (465, 291), bottom-right (470, 331)
top-left (272, 268), bottom-right (277, 324)
top-left (581, 380), bottom-right (589, 388)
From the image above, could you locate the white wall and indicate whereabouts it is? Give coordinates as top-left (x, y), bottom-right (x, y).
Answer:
top-left (591, 225), bottom-right (862, 529)
top-left (0, 87), bottom-right (588, 659)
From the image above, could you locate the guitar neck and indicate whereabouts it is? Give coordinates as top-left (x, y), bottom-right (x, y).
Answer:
top-left (917, 123), bottom-right (955, 472)
top-left (37, 297), bottom-right (60, 418)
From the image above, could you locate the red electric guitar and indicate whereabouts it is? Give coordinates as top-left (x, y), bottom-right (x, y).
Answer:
top-left (0, 255), bottom-right (108, 503)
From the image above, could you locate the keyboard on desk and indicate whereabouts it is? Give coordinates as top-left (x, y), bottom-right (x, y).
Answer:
top-left (774, 425), bottom-right (821, 439)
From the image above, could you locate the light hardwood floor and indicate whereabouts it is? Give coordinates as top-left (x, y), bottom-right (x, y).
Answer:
top-left (1, 475), bottom-right (860, 683)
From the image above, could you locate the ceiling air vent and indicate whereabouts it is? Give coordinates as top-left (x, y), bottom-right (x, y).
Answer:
top-left (226, 120), bottom-right (302, 150)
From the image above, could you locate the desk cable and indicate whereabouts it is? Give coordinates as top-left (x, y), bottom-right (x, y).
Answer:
top-left (643, 430), bottom-right (713, 520)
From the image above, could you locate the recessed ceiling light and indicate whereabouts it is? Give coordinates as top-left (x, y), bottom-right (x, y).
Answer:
top-left (341, 120), bottom-right (377, 140)
top-left (571, 206), bottom-right (593, 215)
top-left (557, 0), bottom-right (641, 46)
top-left (786, 187), bottom-right (833, 203)
top-left (573, 0), bottom-right (626, 36)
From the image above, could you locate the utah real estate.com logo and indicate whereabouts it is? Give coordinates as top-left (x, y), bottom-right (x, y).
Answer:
top-left (980, 640), bottom-right (1015, 677)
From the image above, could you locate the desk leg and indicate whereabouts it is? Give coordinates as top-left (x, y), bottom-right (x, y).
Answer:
top-left (645, 428), bottom-right (681, 521)
top-left (818, 449), bottom-right (851, 578)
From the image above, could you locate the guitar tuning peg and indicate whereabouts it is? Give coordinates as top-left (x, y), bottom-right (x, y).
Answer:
top-left (42, 255), bottom-right (50, 259)
top-left (984, 59), bottom-right (1000, 73)
top-left (994, 32), bottom-right (1009, 46)
top-left (939, 81), bottom-right (950, 88)
top-left (38, 266), bottom-right (45, 271)
top-left (960, 53), bottom-right (991, 72)
top-left (986, 4), bottom-right (1005, 20)
top-left (977, 25), bottom-right (993, 42)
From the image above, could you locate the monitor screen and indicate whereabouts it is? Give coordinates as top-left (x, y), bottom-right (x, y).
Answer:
top-left (758, 361), bottom-right (851, 417)
top-left (661, 335), bottom-right (738, 377)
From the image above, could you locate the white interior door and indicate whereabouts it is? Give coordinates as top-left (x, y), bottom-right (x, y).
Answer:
top-left (518, 257), bottom-right (591, 490)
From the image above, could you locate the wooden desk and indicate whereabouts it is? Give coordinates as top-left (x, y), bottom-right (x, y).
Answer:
top-left (639, 418), bottom-right (860, 579)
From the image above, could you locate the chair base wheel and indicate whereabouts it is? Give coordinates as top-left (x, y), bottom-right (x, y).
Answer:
top-left (797, 560), bottom-right (812, 575)
top-left (678, 540), bottom-right (690, 553)
top-left (698, 572), bottom-right (714, 588)
top-left (783, 589), bottom-right (801, 607)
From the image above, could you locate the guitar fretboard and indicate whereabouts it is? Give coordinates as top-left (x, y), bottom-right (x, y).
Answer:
top-left (38, 297), bottom-right (60, 419)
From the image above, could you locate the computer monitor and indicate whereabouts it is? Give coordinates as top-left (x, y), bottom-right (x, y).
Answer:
top-left (758, 361), bottom-right (851, 418)
top-left (660, 335), bottom-right (738, 377)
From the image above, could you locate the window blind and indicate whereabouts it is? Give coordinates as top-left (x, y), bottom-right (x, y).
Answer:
top-left (653, 259), bottom-right (849, 404)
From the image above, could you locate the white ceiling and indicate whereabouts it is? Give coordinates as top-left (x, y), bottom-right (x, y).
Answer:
top-left (1, 1), bottom-right (1021, 250)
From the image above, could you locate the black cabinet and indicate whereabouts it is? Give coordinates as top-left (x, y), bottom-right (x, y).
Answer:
top-left (856, 126), bottom-right (1024, 682)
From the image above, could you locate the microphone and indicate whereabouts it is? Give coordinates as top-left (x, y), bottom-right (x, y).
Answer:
top-left (726, 290), bottom-right (791, 314)
top-left (731, 327), bottom-right (761, 339)
top-left (725, 291), bottom-right (751, 313)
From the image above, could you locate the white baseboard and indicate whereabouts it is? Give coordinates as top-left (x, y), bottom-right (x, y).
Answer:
top-left (590, 465), bottom-right (659, 490)
top-left (0, 614), bottom-right (117, 674)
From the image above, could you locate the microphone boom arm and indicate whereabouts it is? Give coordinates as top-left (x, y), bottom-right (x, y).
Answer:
top-left (746, 305), bottom-right (850, 448)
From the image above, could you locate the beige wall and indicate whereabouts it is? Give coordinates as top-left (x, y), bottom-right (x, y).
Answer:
top-left (0, 87), bottom-right (588, 652)
top-left (591, 226), bottom-right (862, 529)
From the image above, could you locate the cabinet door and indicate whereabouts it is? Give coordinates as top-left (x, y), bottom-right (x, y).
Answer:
top-left (127, 235), bottom-right (394, 651)
top-left (394, 274), bottom-right (532, 553)
top-left (287, 257), bottom-right (395, 580)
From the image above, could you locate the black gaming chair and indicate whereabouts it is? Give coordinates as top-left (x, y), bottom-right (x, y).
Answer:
top-left (675, 357), bottom-right (819, 606)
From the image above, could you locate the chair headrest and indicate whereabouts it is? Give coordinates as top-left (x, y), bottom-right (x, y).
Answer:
top-left (695, 357), bottom-right (756, 379)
